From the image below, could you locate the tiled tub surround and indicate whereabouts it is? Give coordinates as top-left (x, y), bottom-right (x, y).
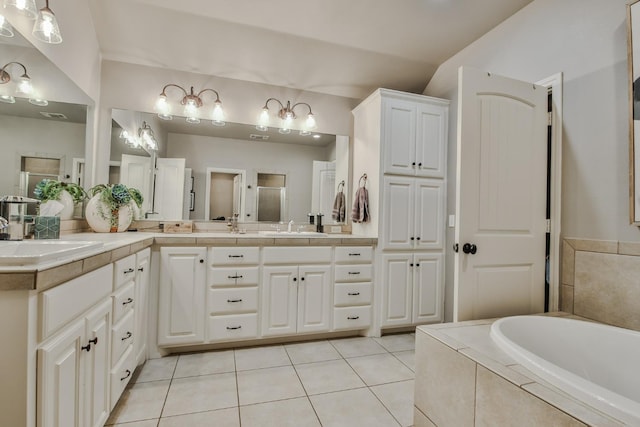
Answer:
top-left (561, 238), bottom-right (640, 332)
top-left (414, 314), bottom-right (626, 427)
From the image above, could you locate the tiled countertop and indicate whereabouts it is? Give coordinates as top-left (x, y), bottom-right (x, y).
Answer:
top-left (0, 232), bottom-right (377, 292)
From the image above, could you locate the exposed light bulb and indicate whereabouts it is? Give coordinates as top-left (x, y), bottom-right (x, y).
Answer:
top-left (184, 98), bottom-right (199, 123)
top-left (211, 101), bottom-right (225, 126)
top-left (256, 107), bottom-right (270, 131)
top-left (5, 0), bottom-right (37, 19)
top-left (305, 113), bottom-right (317, 130)
top-left (155, 94), bottom-right (172, 120)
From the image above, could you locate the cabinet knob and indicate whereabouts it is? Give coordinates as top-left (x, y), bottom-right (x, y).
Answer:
top-left (81, 343), bottom-right (91, 352)
top-left (416, 237), bottom-right (421, 241)
top-left (138, 267), bottom-right (144, 272)
top-left (412, 162), bottom-right (416, 167)
top-left (301, 277), bottom-right (305, 281)
top-left (410, 237), bottom-right (415, 241)
top-left (200, 259), bottom-right (205, 263)
top-left (293, 277), bottom-right (297, 282)
top-left (410, 263), bottom-right (414, 267)
top-left (418, 162), bottom-right (422, 167)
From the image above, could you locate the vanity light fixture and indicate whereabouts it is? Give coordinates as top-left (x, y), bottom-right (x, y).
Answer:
top-left (256, 97), bottom-right (317, 135)
top-left (0, 61), bottom-right (46, 105)
top-left (155, 84), bottom-right (225, 126)
top-left (32, 0), bottom-right (62, 44)
top-left (4, 0), bottom-right (38, 20)
top-left (138, 121), bottom-right (158, 151)
top-left (0, 14), bottom-right (14, 37)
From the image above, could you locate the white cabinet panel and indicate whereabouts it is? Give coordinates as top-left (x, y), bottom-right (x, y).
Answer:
top-left (111, 309), bottom-right (135, 363)
top-left (208, 287), bottom-right (258, 315)
top-left (383, 98), bottom-right (416, 175)
top-left (263, 247), bottom-right (331, 264)
top-left (84, 300), bottom-right (112, 427)
top-left (113, 254), bottom-right (136, 290)
top-left (297, 265), bottom-right (331, 333)
top-left (382, 177), bottom-right (414, 250)
top-left (133, 248), bottom-right (150, 366)
top-left (334, 264), bottom-right (373, 282)
top-left (334, 283), bottom-right (372, 306)
top-left (210, 247), bottom-right (260, 265)
top-left (380, 254), bottom-right (412, 327)
top-left (415, 103), bottom-right (447, 178)
top-left (335, 246), bottom-right (373, 263)
top-left (261, 266), bottom-right (297, 336)
top-left (333, 306), bottom-right (372, 330)
top-left (209, 266), bottom-right (260, 287)
top-left (414, 179), bottom-right (445, 250)
top-left (208, 313), bottom-right (258, 341)
top-left (413, 253), bottom-right (444, 324)
top-left (112, 280), bottom-right (135, 324)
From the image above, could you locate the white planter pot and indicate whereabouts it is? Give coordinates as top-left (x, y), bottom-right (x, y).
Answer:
top-left (85, 194), bottom-right (133, 233)
top-left (58, 190), bottom-right (75, 220)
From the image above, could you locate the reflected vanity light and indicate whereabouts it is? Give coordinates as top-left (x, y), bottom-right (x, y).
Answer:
top-left (0, 61), bottom-right (47, 105)
top-left (155, 83), bottom-right (225, 126)
top-left (4, 0), bottom-right (38, 20)
top-left (256, 97), bottom-right (317, 135)
top-left (0, 14), bottom-right (14, 37)
top-left (138, 121), bottom-right (158, 151)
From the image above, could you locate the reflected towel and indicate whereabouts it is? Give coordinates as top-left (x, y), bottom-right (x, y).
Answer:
top-left (332, 191), bottom-right (346, 223)
top-left (351, 187), bottom-right (369, 223)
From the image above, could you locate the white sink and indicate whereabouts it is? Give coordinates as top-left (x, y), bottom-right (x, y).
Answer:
top-left (0, 240), bottom-right (104, 266)
top-left (259, 231), bottom-right (328, 237)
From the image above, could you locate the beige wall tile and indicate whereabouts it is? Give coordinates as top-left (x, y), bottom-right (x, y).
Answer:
top-left (82, 251), bottom-right (112, 273)
top-left (414, 330), bottom-right (475, 427)
top-left (110, 245), bottom-right (132, 261)
top-left (565, 238), bottom-right (617, 254)
top-left (574, 252), bottom-right (640, 331)
top-left (618, 241), bottom-right (640, 256)
top-left (0, 273), bottom-right (36, 290)
top-left (475, 366), bottom-right (586, 427)
top-left (36, 260), bottom-right (84, 291)
top-left (413, 407), bottom-right (436, 427)
top-left (560, 285), bottom-right (574, 314)
top-left (562, 240), bottom-right (575, 286)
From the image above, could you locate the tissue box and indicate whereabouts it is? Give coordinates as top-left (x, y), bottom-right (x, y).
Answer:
top-left (35, 216), bottom-right (60, 239)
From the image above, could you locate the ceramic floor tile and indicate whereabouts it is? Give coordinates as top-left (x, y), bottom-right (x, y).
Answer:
top-left (310, 387), bottom-right (401, 427)
top-left (173, 349), bottom-right (235, 378)
top-left (285, 340), bottom-right (342, 364)
top-left (347, 353), bottom-right (414, 386)
top-left (162, 373), bottom-right (238, 417)
top-left (370, 380), bottom-right (415, 427)
top-left (237, 365), bottom-right (306, 405)
top-left (234, 344), bottom-right (291, 371)
top-left (106, 380), bottom-right (170, 425)
top-left (393, 350), bottom-right (415, 372)
top-left (295, 359), bottom-right (366, 395)
top-left (131, 356), bottom-right (177, 383)
top-left (158, 408), bottom-right (239, 427)
top-left (240, 397), bottom-right (321, 427)
top-left (110, 420), bottom-right (159, 427)
top-left (329, 336), bottom-right (387, 358)
top-left (373, 333), bottom-right (416, 352)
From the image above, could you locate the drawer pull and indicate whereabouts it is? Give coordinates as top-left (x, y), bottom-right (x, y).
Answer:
top-left (227, 298), bottom-right (243, 303)
top-left (347, 316), bottom-right (360, 320)
top-left (226, 326), bottom-right (242, 330)
top-left (81, 343), bottom-right (92, 352)
top-left (227, 275), bottom-right (243, 279)
top-left (348, 271), bottom-right (361, 275)
top-left (121, 331), bottom-right (132, 341)
top-left (120, 369), bottom-right (132, 381)
top-left (89, 337), bottom-right (98, 345)
top-left (138, 267), bottom-right (144, 272)
top-left (347, 292), bottom-right (360, 296)
top-left (228, 254), bottom-right (244, 258)
top-left (348, 253), bottom-right (361, 256)
top-left (123, 268), bottom-right (135, 274)
top-left (122, 297), bottom-right (134, 306)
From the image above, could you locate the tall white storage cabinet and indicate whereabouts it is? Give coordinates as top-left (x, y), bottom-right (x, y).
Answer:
top-left (352, 88), bottom-right (448, 333)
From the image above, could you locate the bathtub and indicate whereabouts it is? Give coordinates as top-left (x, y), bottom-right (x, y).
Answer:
top-left (490, 315), bottom-right (640, 425)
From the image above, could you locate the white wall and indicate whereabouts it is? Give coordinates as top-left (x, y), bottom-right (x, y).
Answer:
top-left (0, 115), bottom-right (85, 197)
top-left (165, 133), bottom-right (331, 222)
top-left (423, 0), bottom-right (637, 321)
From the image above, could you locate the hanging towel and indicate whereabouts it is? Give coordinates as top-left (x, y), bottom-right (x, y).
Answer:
top-left (332, 190), bottom-right (346, 223)
top-left (351, 186), bottom-right (370, 223)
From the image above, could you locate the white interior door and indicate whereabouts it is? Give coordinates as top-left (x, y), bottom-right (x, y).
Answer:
top-left (120, 154), bottom-right (152, 215)
top-left (311, 160), bottom-right (336, 219)
top-left (155, 158), bottom-right (186, 220)
top-left (454, 67), bottom-right (547, 322)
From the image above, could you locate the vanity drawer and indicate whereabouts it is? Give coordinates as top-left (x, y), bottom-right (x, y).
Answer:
top-left (210, 247), bottom-right (259, 265)
top-left (333, 306), bottom-right (371, 331)
top-left (110, 345), bottom-right (135, 410)
top-left (209, 266), bottom-right (260, 287)
top-left (208, 287), bottom-right (258, 314)
top-left (335, 247), bottom-right (373, 263)
top-left (334, 283), bottom-right (372, 306)
top-left (113, 254), bottom-right (136, 290)
top-left (111, 309), bottom-right (135, 364)
top-left (208, 313), bottom-right (258, 342)
top-left (335, 264), bottom-right (372, 282)
top-left (112, 281), bottom-right (135, 323)
top-left (263, 247), bottom-right (332, 264)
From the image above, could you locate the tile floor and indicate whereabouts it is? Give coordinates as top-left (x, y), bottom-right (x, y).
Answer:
top-left (106, 333), bottom-right (416, 427)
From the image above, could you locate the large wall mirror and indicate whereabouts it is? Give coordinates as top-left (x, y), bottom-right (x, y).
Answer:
top-left (111, 109), bottom-right (350, 223)
top-left (629, 1), bottom-right (640, 223)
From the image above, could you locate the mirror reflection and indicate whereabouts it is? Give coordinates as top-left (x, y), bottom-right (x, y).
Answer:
top-left (111, 110), bottom-right (349, 223)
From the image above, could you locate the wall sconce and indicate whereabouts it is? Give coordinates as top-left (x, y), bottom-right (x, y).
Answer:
top-left (0, 61), bottom-right (47, 105)
top-left (0, 14), bottom-right (15, 37)
top-left (4, 0), bottom-right (62, 44)
top-left (155, 84), bottom-right (225, 126)
top-left (138, 122), bottom-right (158, 151)
top-left (256, 98), bottom-right (317, 135)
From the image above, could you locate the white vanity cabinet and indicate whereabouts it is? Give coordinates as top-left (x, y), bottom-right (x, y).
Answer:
top-left (37, 265), bottom-right (113, 427)
top-left (207, 247), bottom-right (260, 342)
top-left (157, 247), bottom-right (207, 346)
top-left (261, 247), bottom-right (332, 337)
top-left (333, 247), bottom-right (373, 330)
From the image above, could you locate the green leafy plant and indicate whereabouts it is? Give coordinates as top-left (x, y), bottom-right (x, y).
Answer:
top-left (33, 179), bottom-right (87, 204)
top-left (88, 184), bottom-right (144, 227)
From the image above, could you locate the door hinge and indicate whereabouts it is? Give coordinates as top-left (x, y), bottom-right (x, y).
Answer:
top-left (546, 219), bottom-right (551, 233)
top-left (547, 111), bottom-right (552, 126)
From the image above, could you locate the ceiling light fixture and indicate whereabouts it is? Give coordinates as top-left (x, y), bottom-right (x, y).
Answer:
top-left (0, 14), bottom-right (15, 37)
top-left (4, 0), bottom-right (38, 20)
top-left (155, 84), bottom-right (225, 126)
top-left (256, 98), bottom-right (317, 135)
top-left (32, 0), bottom-right (62, 44)
top-left (0, 61), bottom-right (46, 105)
top-left (138, 121), bottom-right (158, 151)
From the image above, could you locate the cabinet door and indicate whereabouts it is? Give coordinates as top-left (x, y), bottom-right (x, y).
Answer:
top-left (413, 253), bottom-right (444, 324)
top-left (415, 103), bottom-right (447, 178)
top-left (84, 300), bottom-right (112, 427)
top-left (38, 319), bottom-right (85, 427)
top-left (158, 247), bottom-right (206, 346)
top-left (414, 178), bottom-right (445, 250)
top-left (381, 176), bottom-right (415, 250)
top-left (297, 265), bottom-right (331, 333)
top-left (262, 266), bottom-right (297, 337)
top-left (134, 248), bottom-right (150, 365)
top-left (383, 98), bottom-right (416, 175)
top-left (380, 253), bottom-right (412, 327)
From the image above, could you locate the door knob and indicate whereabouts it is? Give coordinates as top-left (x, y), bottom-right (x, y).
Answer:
top-left (453, 243), bottom-right (459, 253)
top-left (462, 243), bottom-right (477, 254)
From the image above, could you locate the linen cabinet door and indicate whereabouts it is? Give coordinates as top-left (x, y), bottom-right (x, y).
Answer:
top-left (380, 253), bottom-right (413, 327)
top-left (262, 266), bottom-right (298, 337)
top-left (382, 97), bottom-right (416, 175)
top-left (415, 102), bottom-right (447, 178)
top-left (414, 178), bottom-right (445, 250)
top-left (158, 247), bottom-right (207, 346)
top-left (413, 253), bottom-right (444, 324)
top-left (297, 265), bottom-right (331, 334)
top-left (381, 176), bottom-right (415, 250)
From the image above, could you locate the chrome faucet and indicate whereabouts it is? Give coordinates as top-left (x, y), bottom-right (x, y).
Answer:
top-left (0, 216), bottom-right (8, 231)
top-left (287, 219), bottom-right (294, 233)
top-left (229, 213), bottom-right (239, 233)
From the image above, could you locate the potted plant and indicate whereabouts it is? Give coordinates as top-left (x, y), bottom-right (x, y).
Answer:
top-left (33, 179), bottom-right (87, 220)
top-left (85, 183), bottom-right (144, 232)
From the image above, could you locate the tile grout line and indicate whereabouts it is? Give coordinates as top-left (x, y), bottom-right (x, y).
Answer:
top-left (233, 348), bottom-right (242, 427)
top-left (285, 339), bottom-right (325, 426)
top-left (157, 354), bottom-right (180, 424)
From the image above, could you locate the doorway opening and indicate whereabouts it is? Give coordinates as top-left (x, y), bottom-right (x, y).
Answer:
top-left (205, 167), bottom-right (246, 221)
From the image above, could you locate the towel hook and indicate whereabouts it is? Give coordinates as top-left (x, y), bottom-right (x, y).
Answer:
top-left (358, 173), bottom-right (368, 188)
top-left (337, 180), bottom-right (345, 192)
